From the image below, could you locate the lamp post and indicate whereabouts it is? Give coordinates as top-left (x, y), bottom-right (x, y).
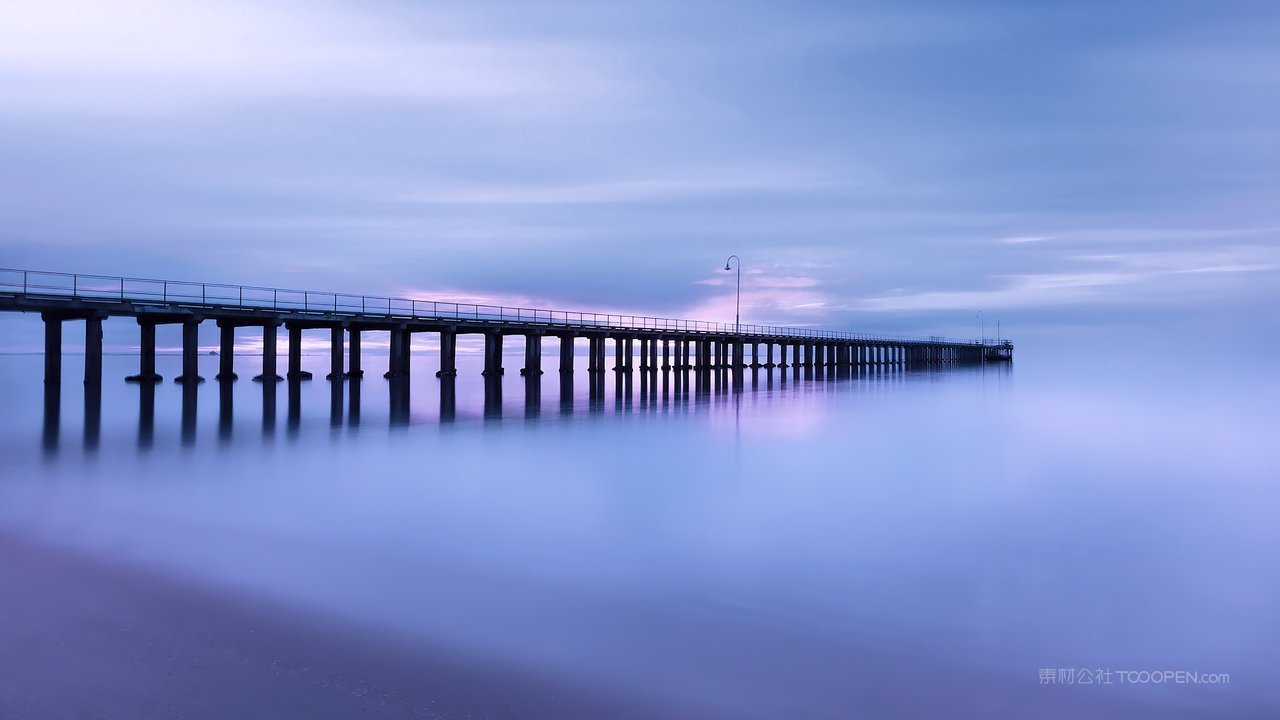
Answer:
top-left (724, 255), bottom-right (741, 333)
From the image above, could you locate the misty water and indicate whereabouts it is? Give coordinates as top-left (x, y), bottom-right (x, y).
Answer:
top-left (2, 344), bottom-right (1277, 718)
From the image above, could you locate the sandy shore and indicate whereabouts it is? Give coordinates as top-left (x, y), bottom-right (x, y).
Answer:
top-left (0, 533), bottom-right (673, 720)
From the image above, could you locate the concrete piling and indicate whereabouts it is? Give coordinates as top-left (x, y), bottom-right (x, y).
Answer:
top-left (254, 325), bottom-right (282, 382)
top-left (482, 332), bottom-right (503, 376)
top-left (84, 315), bottom-right (103, 385)
top-left (42, 314), bottom-right (61, 385)
top-left (216, 322), bottom-right (236, 380)
top-left (326, 326), bottom-right (343, 380)
top-left (175, 320), bottom-right (204, 384)
top-left (349, 328), bottom-right (363, 379)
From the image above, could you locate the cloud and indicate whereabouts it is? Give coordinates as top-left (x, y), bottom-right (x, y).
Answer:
top-left (0, 0), bottom-right (625, 114)
top-left (854, 243), bottom-right (1280, 312)
top-left (396, 174), bottom-right (832, 206)
top-left (855, 272), bottom-right (1144, 312)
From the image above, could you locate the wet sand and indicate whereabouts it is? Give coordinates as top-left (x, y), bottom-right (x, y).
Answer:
top-left (0, 533), bottom-right (673, 720)
top-left (1, 531), bottom-right (1268, 719)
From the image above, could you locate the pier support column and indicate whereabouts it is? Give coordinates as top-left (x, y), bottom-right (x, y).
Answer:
top-left (349, 329), bottom-right (363, 379)
top-left (254, 325), bottom-right (282, 381)
top-left (326, 326), bottom-right (344, 380)
top-left (127, 320), bottom-right (162, 382)
top-left (42, 314), bottom-right (61, 385)
top-left (559, 335), bottom-right (575, 374)
top-left (521, 333), bottom-right (543, 376)
top-left (662, 339), bottom-right (671, 370)
top-left (384, 327), bottom-right (411, 378)
top-left (175, 320), bottom-right (204, 384)
top-left (287, 324), bottom-right (311, 380)
top-left (588, 337), bottom-right (601, 373)
top-left (385, 329), bottom-right (401, 378)
top-left (613, 337), bottom-right (624, 371)
top-left (649, 338), bottom-right (658, 372)
top-left (483, 332), bottom-right (504, 376)
top-left (216, 322), bottom-right (236, 380)
top-left (436, 329), bottom-right (457, 378)
top-left (84, 315), bottom-right (103, 385)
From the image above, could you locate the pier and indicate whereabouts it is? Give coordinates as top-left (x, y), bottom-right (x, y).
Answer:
top-left (1, 268), bottom-right (1013, 393)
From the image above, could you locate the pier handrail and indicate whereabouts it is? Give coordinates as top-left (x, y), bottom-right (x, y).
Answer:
top-left (0, 268), bottom-right (1007, 347)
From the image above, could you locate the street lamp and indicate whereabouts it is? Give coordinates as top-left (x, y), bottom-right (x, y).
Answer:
top-left (724, 255), bottom-right (741, 333)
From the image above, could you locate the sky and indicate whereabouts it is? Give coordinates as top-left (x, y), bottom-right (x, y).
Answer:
top-left (0, 0), bottom-right (1277, 350)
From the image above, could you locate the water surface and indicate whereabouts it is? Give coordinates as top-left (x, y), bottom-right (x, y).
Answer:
top-left (1, 346), bottom-right (1276, 718)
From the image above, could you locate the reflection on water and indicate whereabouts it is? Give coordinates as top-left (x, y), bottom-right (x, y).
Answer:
top-left (9, 351), bottom-right (1280, 718)
top-left (37, 356), bottom-right (933, 445)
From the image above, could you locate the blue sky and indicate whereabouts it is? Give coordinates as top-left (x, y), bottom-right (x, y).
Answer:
top-left (1, 0), bottom-right (1276, 347)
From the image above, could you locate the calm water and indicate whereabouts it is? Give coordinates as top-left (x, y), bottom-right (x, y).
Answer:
top-left (2, 344), bottom-right (1277, 718)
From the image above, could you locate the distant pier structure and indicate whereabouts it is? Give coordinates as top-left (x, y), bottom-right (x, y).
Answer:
top-left (1, 269), bottom-right (1012, 388)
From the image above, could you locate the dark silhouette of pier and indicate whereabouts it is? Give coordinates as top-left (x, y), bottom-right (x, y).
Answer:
top-left (3, 268), bottom-right (1013, 395)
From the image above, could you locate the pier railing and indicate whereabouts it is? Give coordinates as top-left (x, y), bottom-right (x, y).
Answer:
top-left (0, 268), bottom-right (1002, 346)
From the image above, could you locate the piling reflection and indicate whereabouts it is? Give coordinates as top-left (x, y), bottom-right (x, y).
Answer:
top-left (42, 382), bottom-right (59, 455)
top-left (181, 381), bottom-right (197, 446)
top-left (329, 380), bottom-right (343, 428)
top-left (389, 378), bottom-right (410, 426)
top-left (558, 372), bottom-right (573, 415)
top-left (218, 380), bottom-right (234, 443)
top-left (137, 381), bottom-right (155, 449)
top-left (26, 359), bottom-right (1002, 451)
top-left (524, 377), bottom-right (541, 419)
top-left (483, 376), bottom-right (502, 420)
top-left (287, 379), bottom-right (302, 437)
top-left (262, 381), bottom-right (276, 436)
top-left (83, 381), bottom-right (101, 452)
top-left (438, 378), bottom-right (455, 423)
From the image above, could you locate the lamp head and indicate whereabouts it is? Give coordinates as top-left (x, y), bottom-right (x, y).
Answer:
top-left (724, 262), bottom-right (731, 271)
